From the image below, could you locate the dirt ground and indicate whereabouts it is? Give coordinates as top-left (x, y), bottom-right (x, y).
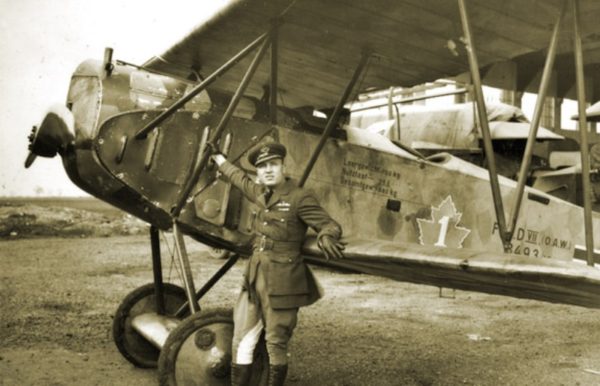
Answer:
top-left (2, 204), bottom-right (600, 385)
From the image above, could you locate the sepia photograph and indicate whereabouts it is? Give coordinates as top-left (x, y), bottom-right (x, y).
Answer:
top-left (2, 1), bottom-right (600, 385)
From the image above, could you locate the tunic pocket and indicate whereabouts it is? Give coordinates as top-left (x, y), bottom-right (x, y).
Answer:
top-left (266, 260), bottom-right (309, 296)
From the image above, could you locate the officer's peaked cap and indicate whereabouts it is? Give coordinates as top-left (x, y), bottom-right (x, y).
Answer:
top-left (248, 143), bottom-right (287, 167)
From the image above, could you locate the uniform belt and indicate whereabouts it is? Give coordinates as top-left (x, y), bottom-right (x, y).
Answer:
top-left (254, 235), bottom-right (300, 252)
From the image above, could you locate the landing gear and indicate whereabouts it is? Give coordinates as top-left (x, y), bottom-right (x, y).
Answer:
top-left (113, 283), bottom-right (187, 368)
top-left (158, 308), bottom-right (268, 386)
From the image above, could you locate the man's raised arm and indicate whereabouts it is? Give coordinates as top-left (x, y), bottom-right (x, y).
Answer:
top-left (211, 153), bottom-right (263, 201)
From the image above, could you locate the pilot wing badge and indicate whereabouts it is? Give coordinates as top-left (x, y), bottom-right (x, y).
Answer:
top-left (417, 195), bottom-right (471, 248)
top-left (275, 201), bottom-right (291, 211)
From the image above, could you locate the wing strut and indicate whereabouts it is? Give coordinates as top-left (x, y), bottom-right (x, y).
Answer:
top-left (457, 0), bottom-right (510, 252)
top-left (571, 0), bottom-right (595, 266)
top-left (134, 31), bottom-right (271, 139)
top-left (507, 2), bottom-right (566, 242)
top-left (460, 0), bottom-right (595, 261)
top-left (299, 52), bottom-right (371, 187)
top-left (171, 34), bottom-right (272, 218)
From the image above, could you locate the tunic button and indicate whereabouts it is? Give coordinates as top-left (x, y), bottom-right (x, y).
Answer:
top-left (265, 209), bottom-right (270, 212)
top-left (263, 221), bottom-right (268, 226)
top-left (280, 219), bottom-right (285, 222)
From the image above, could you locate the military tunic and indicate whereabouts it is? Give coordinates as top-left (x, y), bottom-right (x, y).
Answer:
top-left (220, 160), bottom-right (342, 309)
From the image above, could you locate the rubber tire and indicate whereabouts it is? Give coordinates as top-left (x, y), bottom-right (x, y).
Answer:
top-left (113, 283), bottom-right (187, 368)
top-left (158, 308), bottom-right (268, 386)
top-left (208, 247), bottom-right (230, 260)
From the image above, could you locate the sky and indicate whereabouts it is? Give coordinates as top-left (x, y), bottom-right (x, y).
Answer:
top-left (0, 0), bottom-right (230, 196)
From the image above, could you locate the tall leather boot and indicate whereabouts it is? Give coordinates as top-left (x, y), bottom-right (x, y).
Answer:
top-left (268, 364), bottom-right (288, 386)
top-left (231, 363), bottom-right (251, 386)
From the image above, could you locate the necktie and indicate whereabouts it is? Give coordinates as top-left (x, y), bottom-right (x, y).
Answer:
top-left (264, 189), bottom-right (272, 204)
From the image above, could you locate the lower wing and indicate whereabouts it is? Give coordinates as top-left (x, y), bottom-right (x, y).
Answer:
top-left (302, 237), bottom-right (600, 309)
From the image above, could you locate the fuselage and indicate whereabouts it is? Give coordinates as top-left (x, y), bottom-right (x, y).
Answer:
top-left (44, 59), bottom-right (600, 260)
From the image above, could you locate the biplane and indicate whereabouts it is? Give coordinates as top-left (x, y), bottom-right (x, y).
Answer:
top-left (25, 0), bottom-right (600, 385)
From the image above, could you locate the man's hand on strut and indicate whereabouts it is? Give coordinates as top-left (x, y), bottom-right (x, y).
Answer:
top-left (206, 142), bottom-right (227, 167)
top-left (211, 153), bottom-right (226, 167)
top-left (318, 235), bottom-right (346, 260)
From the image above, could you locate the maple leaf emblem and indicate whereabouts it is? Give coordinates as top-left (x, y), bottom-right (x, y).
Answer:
top-left (417, 196), bottom-right (470, 248)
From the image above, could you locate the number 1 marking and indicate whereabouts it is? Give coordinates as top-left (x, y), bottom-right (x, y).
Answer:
top-left (435, 216), bottom-right (450, 247)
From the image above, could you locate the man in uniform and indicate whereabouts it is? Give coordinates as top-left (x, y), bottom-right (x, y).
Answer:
top-left (211, 142), bottom-right (345, 386)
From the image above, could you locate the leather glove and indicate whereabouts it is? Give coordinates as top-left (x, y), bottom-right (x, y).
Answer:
top-left (318, 235), bottom-right (346, 260)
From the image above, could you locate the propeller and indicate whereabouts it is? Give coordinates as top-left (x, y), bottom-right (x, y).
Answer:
top-left (24, 104), bottom-right (75, 168)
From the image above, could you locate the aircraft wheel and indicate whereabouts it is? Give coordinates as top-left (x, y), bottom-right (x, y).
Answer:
top-left (208, 247), bottom-right (230, 260)
top-left (113, 283), bottom-right (187, 368)
top-left (158, 308), bottom-right (268, 386)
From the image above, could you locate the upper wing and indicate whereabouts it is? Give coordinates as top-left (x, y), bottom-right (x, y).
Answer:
top-left (143, 0), bottom-right (600, 109)
top-left (302, 237), bottom-right (600, 309)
